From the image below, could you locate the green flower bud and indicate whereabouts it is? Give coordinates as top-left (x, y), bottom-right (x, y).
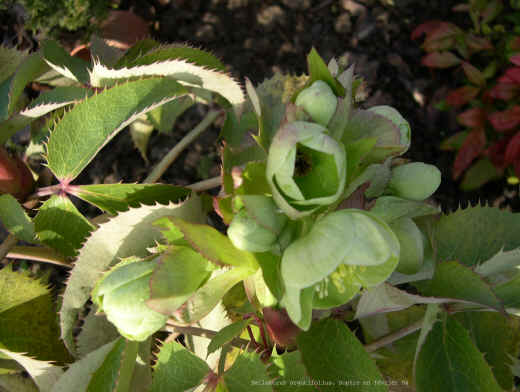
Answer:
top-left (267, 121), bottom-right (347, 219)
top-left (387, 162), bottom-right (441, 201)
top-left (92, 259), bottom-right (168, 341)
top-left (228, 195), bottom-right (288, 252)
top-left (295, 80), bottom-right (338, 126)
top-left (389, 217), bottom-right (424, 274)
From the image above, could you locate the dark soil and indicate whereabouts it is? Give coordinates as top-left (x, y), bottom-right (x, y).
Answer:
top-left (3, 0), bottom-right (520, 216)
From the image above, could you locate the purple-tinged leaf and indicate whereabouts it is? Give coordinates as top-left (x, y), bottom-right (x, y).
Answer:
top-left (445, 85), bottom-right (479, 107)
top-left (488, 106), bottom-right (520, 131)
top-left (457, 107), bottom-right (486, 128)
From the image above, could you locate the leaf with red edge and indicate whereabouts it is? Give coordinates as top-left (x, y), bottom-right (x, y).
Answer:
top-left (457, 107), bottom-right (486, 128)
top-left (510, 55), bottom-right (520, 66)
top-left (505, 132), bottom-right (520, 166)
top-left (488, 83), bottom-right (518, 100)
top-left (446, 86), bottom-right (480, 107)
top-left (488, 106), bottom-right (520, 132)
top-left (510, 37), bottom-right (520, 51)
top-left (503, 67), bottom-right (520, 84)
top-left (422, 23), bottom-right (461, 52)
top-left (411, 21), bottom-right (445, 40)
top-left (453, 128), bottom-right (487, 179)
top-left (485, 137), bottom-right (510, 169)
top-left (465, 34), bottom-right (493, 52)
top-left (421, 52), bottom-right (461, 68)
top-left (462, 62), bottom-right (485, 86)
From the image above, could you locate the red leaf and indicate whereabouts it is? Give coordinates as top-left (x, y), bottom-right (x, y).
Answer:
top-left (411, 21), bottom-right (445, 40)
top-left (510, 36), bottom-right (520, 51)
top-left (421, 52), bottom-right (461, 68)
top-left (453, 128), bottom-right (487, 179)
top-left (488, 106), bottom-right (520, 132)
top-left (505, 132), bottom-right (520, 166)
top-left (488, 82), bottom-right (519, 100)
top-left (481, 0), bottom-right (503, 24)
top-left (0, 147), bottom-right (34, 200)
top-left (462, 62), bottom-right (485, 86)
top-left (510, 54), bottom-right (520, 66)
top-left (485, 137), bottom-right (510, 169)
top-left (445, 86), bottom-right (480, 107)
top-left (422, 23), bottom-right (461, 52)
top-left (503, 67), bottom-right (520, 84)
top-left (457, 107), bottom-right (486, 128)
top-left (465, 34), bottom-right (493, 52)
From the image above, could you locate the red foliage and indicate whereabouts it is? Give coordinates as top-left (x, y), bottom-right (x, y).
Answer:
top-left (486, 137), bottom-right (510, 169)
top-left (453, 128), bottom-right (487, 179)
top-left (504, 132), bottom-right (520, 170)
top-left (446, 86), bottom-right (480, 107)
top-left (0, 147), bottom-right (34, 201)
top-left (488, 106), bottom-right (520, 132)
top-left (511, 54), bottom-right (520, 66)
top-left (457, 107), bottom-right (486, 128)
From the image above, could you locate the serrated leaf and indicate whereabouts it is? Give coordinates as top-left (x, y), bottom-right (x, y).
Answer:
top-left (60, 196), bottom-right (204, 354)
top-left (0, 194), bottom-right (35, 242)
top-left (0, 45), bottom-right (27, 85)
top-left (223, 351), bottom-right (271, 392)
top-left (41, 40), bottom-right (90, 84)
top-left (0, 86), bottom-right (91, 143)
top-left (0, 349), bottom-right (63, 392)
top-left (90, 57), bottom-right (244, 109)
top-left (207, 319), bottom-right (251, 357)
top-left (421, 261), bottom-right (502, 310)
top-left (165, 217), bottom-right (258, 270)
top-left (147, 247), bottom-right (213, 315)
top-left (494, 272), bottom-right (520, 308)
top-left (34, 195), bottom-right (94, 257)
top-left (271, 350), bottom-right (314, 392)
top-left (151, 341), bottom-right (210, 392)
top-left (70, 183), bottom-right (191, 214)
top-left (0, 266), bottom-right (72, 362)
top-left (115, 39), bottom-right (160, 68)
top-left (415, 316), bottom-right (502, 392)
top-left (87, 338), bottom-right (138, 392)
top-left (297, 318), bottom-right (387, 391)
top-left (46, 77), bottom-right (187, 181)
top-left (369, 196), bottom-right (440, 223)
top-left (435, 205), bottom-right (520, 266)
top-left (454, 312), bottom-right (520, 390)
top-left (129, 115), bottom-right (155, 162)
top-left (51, 340), bottom-right (118, 392)
top-left (354, 284), bottom-right (448, 319)
top-left (75, 308), bottom-right (119, 359)
top-left (475, 247), bottom-right (520, 278)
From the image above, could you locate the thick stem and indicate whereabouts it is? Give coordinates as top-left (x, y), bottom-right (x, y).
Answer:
top-left (144, 110), bottom-right (221, 184)
top-left (0, 234), bottom-right (18, 261)
top-left (26, 184), bottom-right (63, 201)
top-left (364, 318), bottom-right (424, 353)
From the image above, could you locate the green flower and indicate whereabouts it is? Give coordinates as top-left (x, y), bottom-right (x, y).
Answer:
top-left (266, 121), bottom-right (347, 219)
top-left (295, 80), bottom-right (338, 126)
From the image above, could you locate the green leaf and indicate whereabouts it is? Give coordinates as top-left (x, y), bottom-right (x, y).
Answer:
top-left (70, 183), bottom-right (191, 214)
top-left (60, 196), bottom-right (204, 354)
top-left (474, 247), bottom-right (520, 278)
top-left (223, 351), bottom-right (271, 392)
top-left (494, 272), bottom-right (520, 308)
top-left (87, 339), bottom-right (138, 392)
top-left (0, 86), bottom-right (91, 143)
top-left (46, 77), bottom-right (187, 181)
top-left (115, 39), bottom-right (161, 68)
top-left (460, 159), bottom-right (501, 191)
top-left (207, 319), bottom-right (251, 357)
top-left (51, 340), bottom-right (118, 392)
top-left (0, 373), bottom-right (38, 392)
top-left (281, 285), bottom-right (314, 331)
top-left (434, 205), bottom-right (520, 266)
top-left (0, 349), bottom-right (63, 392)
top-left (165, 217), bottom-right (258, 270)
top-left (454, 312), bottom-right (520, 390)
top-left (147, 95), bottom-right (194, 133)
top-left (415, 316), bottom-right (502, 392)
top-left (0, 45), bottom-right (27, 85)
top-left (343, 162), bottom-right (391, 200)
top-left (129, 115), bottom-right (155, 162)
top-left (0, 266), bottom-right (72, 362)
top-left (172, 267), bottom-right (254, 325)
top-left (306, 48), bottom-right (345, 97)
top-left (0, 194), bottom-right (35, 242)
top-left (369, 196), bottom-right (440, 223)
top-left (271, 350), bottom-right (314, 392)
top-left (41, 40), bottom-right (90, 84)
top-left (34, 195), bottom-right (94, 257)
top-left (421, 261), bottom-right (502, 311)
top-left (297, 318), bottom-right (387, 391)
top-left (368, 106), bottom-right (411, 154)
top-left (151, 341), bottom-right (210, 392)
top-left (147, 247), bottom-right (213, 315)
top-left (76, 308), bottom-right (119, 359)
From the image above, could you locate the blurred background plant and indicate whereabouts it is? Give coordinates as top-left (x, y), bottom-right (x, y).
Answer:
top-left (413, 0), bottom-right (520, 190)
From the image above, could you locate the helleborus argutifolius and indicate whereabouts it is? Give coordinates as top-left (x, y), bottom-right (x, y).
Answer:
top-left (389, 217), bottom-right (424, 274)
top-left (266, 121), bottom-right (347, 219)
top-left (295, 80), bottom-right (338, 126)
top-left (92, 258), bottom-right (168, 341)
top-left (387, 162), bottom-right (441, 201)
top-left (227, 195), bottom-right (288, 252)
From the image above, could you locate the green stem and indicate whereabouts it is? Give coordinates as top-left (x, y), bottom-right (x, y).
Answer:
top-left (186, 176), bottom-right (222, 192)
top-left (144, 109), bottom-right (221, 184)
top-left (0, 234), bottom-right (17, 261)
top-left (364, 318), bottom-right (424, 353)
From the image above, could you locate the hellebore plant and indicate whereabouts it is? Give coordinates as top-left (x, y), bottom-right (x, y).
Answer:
top-left (1, 39), bottom-right (520, 392)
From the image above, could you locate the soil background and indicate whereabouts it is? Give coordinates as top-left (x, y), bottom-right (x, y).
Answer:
top-left (2, 0), bottom-right (520, 216)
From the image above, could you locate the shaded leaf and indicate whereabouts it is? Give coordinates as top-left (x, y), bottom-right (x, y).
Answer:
top-left (462, 62), bottom-right (485, 85)
top-left (421, 52), bottom-right (461, 68)
top-left (445, 85), bottom-right (479, 107)
top-left (207, 319), bottom-right (251, 356)
top-left (488, 106), bottom-right (520, 132)
top-left (460, 158), bottom-right (501, 190)
top-left (505, 131), bottom-right (520, 166)
top-left (369, 196), bottom-right (440, 223)
top-left (453, 128), bottom-right (486, 180)
top-left (0, 194), bottom-right (35, 242)
top-left (41, 40), bottom-right (90, 84)
top-left (457, 107), bottom-right (485, 128)
top-left (223, 351), bottom-right (271, 392)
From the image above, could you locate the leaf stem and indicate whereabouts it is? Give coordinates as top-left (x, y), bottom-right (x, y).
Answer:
top-left (144, 109), bottom-right (221, 184)
top-left (26, 184), bottom-right (63, 201)
top-left (364, 318), bottom-right (424, 353)
top-left (186, 176), bottom-right (222, 192)
top-left (0, 234), bottom-right (18, 261)
top-left (6, 246), bottom-right (71, 268)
